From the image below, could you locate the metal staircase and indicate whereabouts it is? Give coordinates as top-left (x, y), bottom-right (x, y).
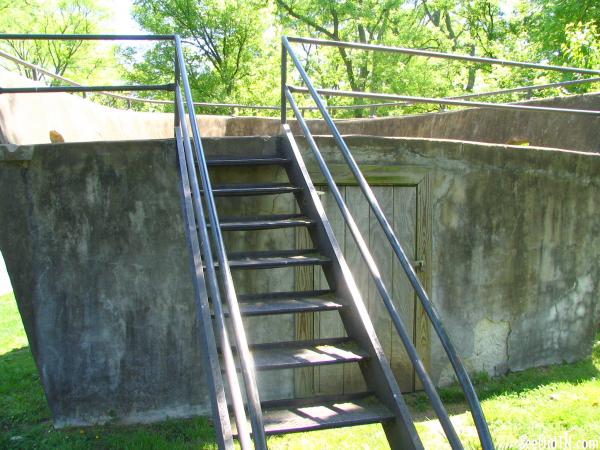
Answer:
top-left (0, 31), bottom-right (494, 450)
top-left (174, 35), bottom-right (495, 450)
top-left (203, 135), bottom-right (423, 447)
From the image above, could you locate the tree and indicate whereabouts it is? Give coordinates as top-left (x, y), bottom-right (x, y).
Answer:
top-left (122, 0), bottom-right (599, 117)
top-left (127, 0), bottom-right (279, 110)
top-left (522, 0), bottom-right (600, 67)
top-left (0, 0), bottom-right (110, 84)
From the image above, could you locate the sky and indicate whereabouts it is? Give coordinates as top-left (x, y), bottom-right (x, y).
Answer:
top-left (101, 0), bottom-right (142, 34)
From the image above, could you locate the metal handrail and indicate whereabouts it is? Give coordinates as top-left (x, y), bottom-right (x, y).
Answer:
top-left (287, 36), bottom-right (600, 76)
top-left (173, 35), bottom-right (267, 450)
top-left (0, 33), bottom-right (175, 41)
top-left (285, 90), bottom-right (462, 448)
top-left (282, 35), bottom-right (496, 450)
top-left (174, 88), bottom-right (251, 450)
top-left (174, 123), bottom-right (235, 450)
top-left (289, 86), bottom-right (600, 117)
top-left (0, 33), bottom-right (261, 450)
top-left (4, 46), bottom-right (597, 115)
top-left (0, 84), bottom-right (175, 94)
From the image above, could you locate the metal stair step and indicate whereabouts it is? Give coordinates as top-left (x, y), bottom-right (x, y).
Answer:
top-left (208, 183), bottom-right (302, 196)
top-left (217, 214), bottom-right (314, 231)
top-left (206, 156), bottom-right (290, 166)
top-left (224, 249), bottom-right (329, 270)
top-left (248, 338), bottom-right (368, 370)
top-left (233, 393), bottom-right (393, 436)
top-left (234, 290), bottom-right (343, 316)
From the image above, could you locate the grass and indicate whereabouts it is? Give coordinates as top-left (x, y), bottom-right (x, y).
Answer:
top-left (1, 291), bottom-right (599, 449)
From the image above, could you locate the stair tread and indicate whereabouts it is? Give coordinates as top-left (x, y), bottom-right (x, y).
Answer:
top-left (226, 249), bottom-right (329, 269)
top-left (218, 214), bottom-right (313, 231)
top-left (235, 291), bottom-right (342, 316)
top-left (206, 156), bottom-right (290, 166)
top-left (248, 338), bottom-right (368, 370)
top-left (234, 394), bottom-right (393, 435)
top-left (210, 183), bottom-right (301, 196)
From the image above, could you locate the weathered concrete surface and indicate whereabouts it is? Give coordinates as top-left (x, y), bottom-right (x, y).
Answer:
top-left (0, 139), bottom-right (209, 426)
top-left (317, 94), bottom-right (600, 153)
top-left (1, 135), bottom-right (598, 427)
top-left (299, 136), bottom-right (600, 384)
top-left (0, 136), bottom-right (300, 427)
top-left (3, 69), bottom-right (600, 152)
top-left (0, 69), bottom-right (252, 144)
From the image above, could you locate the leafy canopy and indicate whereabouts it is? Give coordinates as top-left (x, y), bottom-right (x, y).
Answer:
top-left (0, 0), bottom-right (113, 84)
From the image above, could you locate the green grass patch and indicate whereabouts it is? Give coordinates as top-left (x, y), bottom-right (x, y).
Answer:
top-left (0, 291), bottom-right (28, 353)
top-left (1, 291), bottom-right (599, 449)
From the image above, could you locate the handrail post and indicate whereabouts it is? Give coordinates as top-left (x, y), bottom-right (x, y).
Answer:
top-left (281, 38), bottom-right (287, 124)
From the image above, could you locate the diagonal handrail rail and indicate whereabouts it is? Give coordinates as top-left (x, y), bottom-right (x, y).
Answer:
top-left (174, 124), bottom-right (235, 449)
top-left (174, 89), bottom-right (251, 449)
top-left (285, 91), bottom-right (462, 448)
top-left (173, 35), bottom-right (267, 450)
top-left (282, 35), bottom-right (495, 450)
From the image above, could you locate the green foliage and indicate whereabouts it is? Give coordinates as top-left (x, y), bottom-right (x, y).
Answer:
top-left (0, 0), bottom-right (115, 84)
top-left (2, 0), bottom-right (599, 116)
top-left (0, 292), bottom-right (28, 352)
top-left (123, 0), bottom-right (280, 113)
top-left (120, 0), bottom-right (600, 117)
top-left (562, 21), bottom-right (600, 70)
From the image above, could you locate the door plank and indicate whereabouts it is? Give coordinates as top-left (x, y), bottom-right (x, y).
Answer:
top-left (415, 175), bottom-right (432, 390)
top-left (391, 186), bottom-right (417, 392)
top-left (343, 186), bottom-right (371, 393)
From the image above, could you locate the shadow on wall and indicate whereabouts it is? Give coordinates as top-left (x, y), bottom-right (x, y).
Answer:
top-left (0, 252), bottom-right (12, 295)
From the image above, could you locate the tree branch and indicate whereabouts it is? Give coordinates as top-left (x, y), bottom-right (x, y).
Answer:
top-left (276, 0), bottom-right (336, 39)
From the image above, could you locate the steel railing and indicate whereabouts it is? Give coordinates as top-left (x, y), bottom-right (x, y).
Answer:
top-left (4, 32), bottom-right (600, 450)
top-left (0, 33), bottom-right (262, 450)
top-left (281, 36), bottom-right (600, 121)
top-left (3, 43), bottom-right (598, 116)
top-left (280, 35), bottom-right (599, 450)
top-left (173, 34), bottom-right (267, 450)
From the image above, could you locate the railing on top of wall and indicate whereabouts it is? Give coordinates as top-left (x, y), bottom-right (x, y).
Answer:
top-left (0, 33), bottom-right (263, 450)
top-left (2, 41), bottom-right (599, 116)
top-left (280, 36), bottom-right (600, 450)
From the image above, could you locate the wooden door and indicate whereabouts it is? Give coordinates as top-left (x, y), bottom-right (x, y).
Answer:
top-left (295, 180), bottom-right (431, 395)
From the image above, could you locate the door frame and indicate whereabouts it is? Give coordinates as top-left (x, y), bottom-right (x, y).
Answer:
top-left (295, 164), bottom-right (432, 394)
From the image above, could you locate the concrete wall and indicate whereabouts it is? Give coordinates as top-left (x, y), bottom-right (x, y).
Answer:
top-left (3, 69), bottom-right (600, 153)
top-left (300, 137), bottom-right (600, 385)
top-left (1, 136), bottom-right (598, 426)
top-left (0, 69), bottom-right (274, 144)
top-left (303, 94), bottom-right (600, 153)
top-left (0, 139), bottom-right (208, 426)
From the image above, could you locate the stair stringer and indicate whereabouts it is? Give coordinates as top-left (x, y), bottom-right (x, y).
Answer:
top-left (175, 132), bottom-right (234, 449)
top-left (280, 129), bottom-right (424, 450)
